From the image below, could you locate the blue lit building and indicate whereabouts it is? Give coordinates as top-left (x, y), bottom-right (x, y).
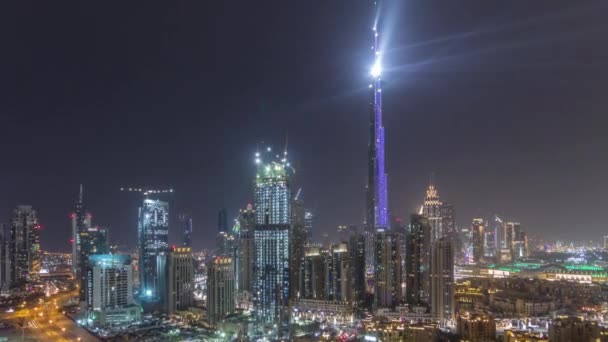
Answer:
top-left (138, 198), bottom-right (169, 300)
top-left (86, 254), bottom-right (140, 326)
top-left (365, 4), bottom-right (389, 277)
top-left (253, 147), bottom-right (291, 324)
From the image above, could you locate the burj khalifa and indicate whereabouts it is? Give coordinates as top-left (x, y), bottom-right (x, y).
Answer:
top-left (365, 3), bottom-right (389, 276)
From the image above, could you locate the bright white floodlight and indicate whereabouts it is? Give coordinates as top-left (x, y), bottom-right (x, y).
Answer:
top-left (370, 61), bottom-right (381, 77)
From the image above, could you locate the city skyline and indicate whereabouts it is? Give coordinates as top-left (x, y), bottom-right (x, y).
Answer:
top-left (2, 1), bottom-right (607, 252)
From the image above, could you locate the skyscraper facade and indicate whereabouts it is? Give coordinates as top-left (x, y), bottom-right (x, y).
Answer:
top-left (348, 232), bottom-right (366, 308)
top-left (422, 183), bottom-right (443, 244)
top-left (484, 229), bottom-right (497, 260)
top-left (0, 228), bottom-right (9, 291)
top-left (406, 214), bottom-right (431, 306)
top-left (290, 195), bottom-right (306, 299)
top-left (207, 256), bottom-right (235, 324)
top-left (138, 198), bottom-right (169, 299)
top-left (237, 204), bottom-right (256, 294)
top-left (302, 246), bottom-right (326, 300)
top-left (165, 246), bottom-right (194, 314)
top-left (471, 218), bottom-right (485, 265)
top-left (86, 254), bottom-right (140, 326)
top-left (9, 205), bottom-right (40, 285)
top-left (327, 243), bottom-right (350, 302)
top-left (79, 226), bottom-right (110, 302)
top-left (374, 230), bottom-right (401, 309)
top-left (179, 213), bottom-right (193, 248)
top-left (218, 208), bottom-right (228, 232)
top-left (253, 148), bottom-right (291, 323)
top-left (430, 238), bottom-right (455, 322)
top-left (72, 184), bottom-right (92, 275)
top-left (365, 14), bottom-right (389, 276)
top-left (304, 211), bottom-right (314, 245)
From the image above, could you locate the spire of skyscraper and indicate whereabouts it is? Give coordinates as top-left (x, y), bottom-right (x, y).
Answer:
top-left (79, 183), bottom-right (83, 203)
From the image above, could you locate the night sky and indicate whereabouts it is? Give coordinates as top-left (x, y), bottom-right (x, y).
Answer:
top-left (1, 1), bottom-right (607, 252)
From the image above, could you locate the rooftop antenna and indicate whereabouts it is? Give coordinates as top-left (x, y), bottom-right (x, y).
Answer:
top-left (79, 184), bottom-right (83, 203)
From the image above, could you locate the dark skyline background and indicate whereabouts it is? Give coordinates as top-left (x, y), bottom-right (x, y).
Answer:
top-left (1, 1), bottom-right (607, 252)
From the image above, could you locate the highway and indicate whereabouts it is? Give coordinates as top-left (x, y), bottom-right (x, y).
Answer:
top-left (0, 290), bottom-right (98, 342)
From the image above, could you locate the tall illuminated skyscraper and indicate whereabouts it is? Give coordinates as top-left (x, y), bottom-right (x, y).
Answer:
top-left (422, 182), bottom-right (443, 244)
top-left (165, 246), bottom-right (194, 314)
top-left (72, 184), bottom-right (92, 276)
top-left (253, 147), bottom-right (291, 324)
top-left (138, 198), bottom-right (169, 299)
top-left (430, 238), bottom-right (455, 322)
top-left (237, 204), bottom-right (256, 294)
top-left (9, 205), bottom-right (40, 285)
top-left (304, 211), bottom-right (314, 245)
top-left (374, 230), bottom-right (401, 309)
top-left (471, 218), bottom-right (485, 264)
top-left (207, 256), bottom-right (235, 324)
top-left (348, 232), bottom-right (366, 308)
top-left (406, 214), bottom-right (431, 306)
top-left (290, 194), bottom-right (306, 299)
top-left (365, 3), bottom-right (389, 275)
top-left (85, 254), bottom-right (140, 327)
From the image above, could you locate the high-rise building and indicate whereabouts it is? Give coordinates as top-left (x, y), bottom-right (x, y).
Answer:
top-left (405, 214), bottom-right (431, 306)
top-left (165, 246), bottom-right (194, 314)
top-left (237, 204), bottom-right (256, 294)
top-left (253, 147), bottom-right (291, 323)
top-left (503, 221), bottom-right (518, 250)
top-left (348, 232), bottom-right (366, 307)
top-left (179, 213), bottom-right (193, 248)
top-left (290, 195), bottom-right (306, 299)
top-left (471, 218), bottom-right (485, 265)
top-left (216, 231), bottom-right (235, 257)
top-left (365, 15), bottom-right (389, 277)
top-left (374, 230), bottom-right (401, 309)
top-left (138, 198), bottom-right (169, 300)
top-left (304, 211), bottom-right (314, 245)
top-left (337, 225), bottom-right (348, 243)
top-left (254, 224), bottom-right (290, 323)
top-left (0, 226), bottom-right (10, 291)
top-left (513, 230), bottom-right (528, 259)
top-left (86, 254), bottom-right (140, 327)
top-left (327, 243), bottom-right (350, 302)
top-left (503, 221), bottom-right (525, 260)
top-left (430, 238), bottom-right (454, 322)
top-left (9, 205), bottom-right (40, 285)
top-left (207, 256), bottom-right (235, 324)
top-left (72, 184), bottom-right (92, 276)
top-left (422, 182), bottom-right (443, 244)
top-left (441, 203), bottom-right (456, 238)
top-left (80, 226), bottom-right (111, 300)
top-left (302, 246), bottom-right (326, 300)
top-left (218, 208), bottom-right (228, 233)
top-left (484, 229), bottom-right (497, 259)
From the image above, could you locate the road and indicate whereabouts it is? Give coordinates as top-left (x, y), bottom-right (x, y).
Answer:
top-left (0, 290), bottom-right (98, 342)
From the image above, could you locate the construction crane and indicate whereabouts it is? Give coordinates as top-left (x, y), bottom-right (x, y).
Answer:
top-left (119, 187), bottom-right (175, 197)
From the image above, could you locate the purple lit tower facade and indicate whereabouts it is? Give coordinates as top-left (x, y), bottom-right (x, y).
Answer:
top-left (365, 9), bottom-right (389, 278)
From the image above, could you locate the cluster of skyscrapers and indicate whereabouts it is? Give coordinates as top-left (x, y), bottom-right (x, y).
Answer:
top-left (469, 217), bottom-right (528, 265)
top-left (67, 186), bottom-right (195, 327)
